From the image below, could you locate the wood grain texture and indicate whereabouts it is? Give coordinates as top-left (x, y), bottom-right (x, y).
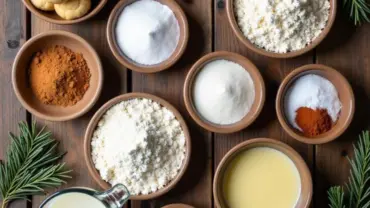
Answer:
top-left (0, 1), bottom-right (28, 208)
top-left (314, 9), bottom-right (370, 208)
top-left (29, 0), bottom-right (127, 207)
top-left (214, 0), bottom-right (315, 207)
top-left (130, 0), bottom-right (213, 207)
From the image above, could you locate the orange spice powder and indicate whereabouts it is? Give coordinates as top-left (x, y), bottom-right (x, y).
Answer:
top-left (295, 107), bottom-right (332, 137)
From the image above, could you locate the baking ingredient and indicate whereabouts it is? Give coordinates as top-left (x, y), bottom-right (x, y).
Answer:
top-left (45, 192), bottom-right (105, 208)
top-left (192, 59), bottom-right (255, 125)
top-left (91, 98), bottom-right (186, 195)
top-left (54, 0), bottom-right (91, 20)
top-left (29, 45), bottom-right (91, 106)
top-left (234, 0), bottom-right (330, 53)
top-left (30, 0), bottom-right (54, 11)
top-left (46, 0), bottom-right (68, 3)
top-left (328, 131), bottom-right (370, 208)
top-left (285, 74), bottom-right (341, 134)
top-left (115, 0), bottom-right (180, 65)
top-left (295, 107), bottom-right (332, 137)
top-left (223, 147), bottom-right (301, 208)
top-left (0, 122), bottom-right (71, 208)
top-left (343, 0), bottom-right (370, 25)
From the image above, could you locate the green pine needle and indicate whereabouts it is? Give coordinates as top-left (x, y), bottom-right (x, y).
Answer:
top-left (328, 131), bottom-right (370, 208)
top-left (343, 0), bottom-right (370, 25)
top-left (0, 122), bottom-right (71, 208)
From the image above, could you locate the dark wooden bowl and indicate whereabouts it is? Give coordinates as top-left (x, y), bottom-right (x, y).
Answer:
top-left (84, 93), bottom-right (191, 200)
top-left (276, 64), bottom-right (355, 144)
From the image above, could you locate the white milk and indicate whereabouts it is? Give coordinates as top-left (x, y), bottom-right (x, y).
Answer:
top-left (46, 192), bottom-right (105, 208)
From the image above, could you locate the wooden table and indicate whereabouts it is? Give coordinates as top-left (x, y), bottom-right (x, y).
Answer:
top-left (1, 0), bottom-right (369, 207)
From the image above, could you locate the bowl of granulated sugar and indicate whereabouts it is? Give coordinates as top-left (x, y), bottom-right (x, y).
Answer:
top-left (107, 0), bottom-right (189, 73)
top-left (276, 64), bottom-right (355, 144)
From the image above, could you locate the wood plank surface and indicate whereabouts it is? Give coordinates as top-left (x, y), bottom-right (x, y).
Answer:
top-left (0, 1), bottom-right (29, 208)
top-left (29, 1), bottom-right (128, 207)
top-left (314, 9), bottom-right (370, 208)
top-left (213, 0), bottom-right (315, 184)
top-left (130, 1), bottom-right (213, 207)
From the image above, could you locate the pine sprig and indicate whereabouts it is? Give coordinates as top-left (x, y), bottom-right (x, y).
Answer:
top-left (0, 122), bottom-right (71, 208)
top-left (343, 0), bottom-right (370, 25)
top-left (328, 131), bottom-right (370, 208)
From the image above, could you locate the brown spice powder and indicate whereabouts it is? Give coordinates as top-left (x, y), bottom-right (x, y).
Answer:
top-left (295, 107), bottom-right (332, 137)
top-left (29, 45), bottom-right (91, 106)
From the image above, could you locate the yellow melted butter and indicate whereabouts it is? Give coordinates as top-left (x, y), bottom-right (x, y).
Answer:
top-left (223, 147), bottom-right (301, 208)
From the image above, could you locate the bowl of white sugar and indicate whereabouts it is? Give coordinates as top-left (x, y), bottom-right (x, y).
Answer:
top-left (184, 51), bottom-right (265, 134)
top-left (107, 0), bottom-right (189, 73)
top-left (227, 0), bottom-right (337, 58)
top-left (84, 93), bottom-right (191, 200)
top-left (276, 64), bottom-right (355, 144)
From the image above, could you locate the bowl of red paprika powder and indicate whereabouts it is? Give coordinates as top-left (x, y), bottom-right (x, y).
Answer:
top-left (276, 64), bottom-right (355, 144)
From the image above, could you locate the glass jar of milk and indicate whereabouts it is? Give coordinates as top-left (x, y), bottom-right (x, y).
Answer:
top-left (40, 184), bottom-right (130, 208)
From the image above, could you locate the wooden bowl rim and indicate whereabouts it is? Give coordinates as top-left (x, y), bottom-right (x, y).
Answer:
top-left (12, 30), bottom-right (103, 121)
top-left (84, 92), bottom-right (192, 200)
top-left (276, 64), bottom-right (355, 144)
top-left (213, 138), bottom-right (313, 208)
top-left (226, 0), bottom-right (337, 58)
top-left (106, 0), bottom-right (189, 73)
top-left (161, 204), bottom-right (195, 208)
top-left (22, 0), bottom-right (108, 25)
top-left (183, 51), bottom-right (265, 133)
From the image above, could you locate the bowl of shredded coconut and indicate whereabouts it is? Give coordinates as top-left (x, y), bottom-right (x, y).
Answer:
top-left (227, 0), bottom-right (337, 58)
top-left (276, 64), bottom-right (355, 144)
top-left (84, 93), bottom-right (191, 200)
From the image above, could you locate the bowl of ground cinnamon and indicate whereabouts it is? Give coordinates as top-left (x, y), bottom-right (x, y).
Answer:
top-left (12, 30), bottom-right (103, 121)
top-left (276, 64), bottom-right (355, 144)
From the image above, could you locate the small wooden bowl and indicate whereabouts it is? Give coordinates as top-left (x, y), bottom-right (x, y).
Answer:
top-left (213, 138), bottom-right (312, 208)
top-left (12, 30), bottom-right (103, 121)
top-left (183, 51), bottom-right (265, 134)
top-left (84, 93), bottom-right (191, 200)
top-left (276, 64), bottom-right (355, 144)
top-left (107, 0), bottom-right (189, 73)
top-left (226, 0), bottom-right (337, 58)
top-left (22, 0), bottom-right (107, 25)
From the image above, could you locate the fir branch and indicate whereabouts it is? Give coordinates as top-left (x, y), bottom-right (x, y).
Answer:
top-left (328, 186), bottom-right (346, 208)
top-left (328, 131), bottom-right (370, 208)
top-left (0, 122), bottom-right (71, 208)
top-left (343, 0), bottom-right (370, 25)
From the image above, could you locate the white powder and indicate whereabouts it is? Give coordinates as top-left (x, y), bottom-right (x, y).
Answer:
top-left (115, 0), bottom-right (180, 65)
top-left (234, 0), bottom-right (330, 53)
top-left (193, 60), bottom-right (255, 125)
top-left (91, 98), bottom-right (186, 195)
top-left (285, 74), bottom-right (341, 130)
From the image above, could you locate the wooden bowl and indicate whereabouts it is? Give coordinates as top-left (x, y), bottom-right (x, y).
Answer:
top-left (107, 0), bottom-right (189, 73)
top-left (226, 0), bottom-right (337, 58)
top-left (22, 0), bottom-right (107, 25)
top-left (276, 64), bottom-right (355, 144)
top-left (183, 51), bottom-right (265, 133)
top-left (213, 138), bottom-right (312, 208)
top-left (84, 93), bottom-right (191, 200)
top-left (12, 30), bottom-right (103, 121)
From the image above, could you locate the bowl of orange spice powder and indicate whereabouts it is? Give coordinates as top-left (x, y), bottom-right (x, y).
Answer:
top-left (276, 64), bottom-right (355, 144)
top-left (12, 30), bottom-right (103, 121)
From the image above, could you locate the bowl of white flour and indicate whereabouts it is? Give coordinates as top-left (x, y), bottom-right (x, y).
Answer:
top-left (84, 93), bottom-right (191, 200)
top-left (227, 0), bottom-right (337, 58)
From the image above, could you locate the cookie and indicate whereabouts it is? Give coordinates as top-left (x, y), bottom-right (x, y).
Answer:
top-left (30, 0), bottom-right (55, 11)
top-left (46, 0), bottom-right (68, 3)
top-left (54, 0), bottom-right (91, 20)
